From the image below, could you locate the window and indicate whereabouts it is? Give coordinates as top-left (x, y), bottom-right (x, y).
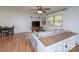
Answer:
top-left (54, 15), bottom-right (63, 26)
top-left (48, 14), bottom-right (63, 27)
top-left (48, 16), bottom-right (54, 25)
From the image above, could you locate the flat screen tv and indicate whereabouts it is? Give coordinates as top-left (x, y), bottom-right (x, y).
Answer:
top-left (32, 21), bottom-right (40, 27)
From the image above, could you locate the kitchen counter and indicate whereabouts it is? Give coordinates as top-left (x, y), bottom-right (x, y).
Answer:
top-left (40, 31), bottom-right (77, 47)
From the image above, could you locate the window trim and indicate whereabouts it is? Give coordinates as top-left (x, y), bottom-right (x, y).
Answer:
top-left (48, 15), bottom-right (54, 26)
top-left (54, 14), bottom-right (63, 27)
top-left (48, 14), bottom-right (63, 27)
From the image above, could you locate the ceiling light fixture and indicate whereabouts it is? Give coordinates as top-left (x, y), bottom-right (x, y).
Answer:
top-left (37, 10), bottom-right (42, 14)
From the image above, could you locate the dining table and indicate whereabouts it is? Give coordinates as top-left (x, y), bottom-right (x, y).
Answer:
top-left (0, 26), bottom-right (12, 36)
top-left (0, 27), bottom-right (11, 30)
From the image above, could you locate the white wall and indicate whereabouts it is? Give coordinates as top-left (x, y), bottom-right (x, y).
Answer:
top-left (45, 7), bottom-right (79, 33)
top-left (0, 7), bottom-right (40, 33)
top-left (63, 7), bottom-right (79, 33)
top-left (1, 7), bottom-right (79, 33)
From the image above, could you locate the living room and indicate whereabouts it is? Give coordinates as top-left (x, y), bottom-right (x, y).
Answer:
top-left (0, 6), bottom-right (79, 52)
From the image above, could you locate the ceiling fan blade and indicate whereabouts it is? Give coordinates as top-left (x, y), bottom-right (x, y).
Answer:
top-left (37, 6), bottom-right (42, 10)
top-left (42, 10), bottom-right (47, 13)
top-left (42, 8), bottom-right (50, 10)
top-left (30, 6), bottom-right (50, 14)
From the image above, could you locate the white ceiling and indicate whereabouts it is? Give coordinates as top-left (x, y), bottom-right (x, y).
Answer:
top-left (0, 6), bottom-right (70, 14)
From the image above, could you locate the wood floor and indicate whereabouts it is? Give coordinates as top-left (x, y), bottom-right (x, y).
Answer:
top-left (0, 33), bottom-right (34, 52)
top-left (69, 45), bottom-right (79, 52)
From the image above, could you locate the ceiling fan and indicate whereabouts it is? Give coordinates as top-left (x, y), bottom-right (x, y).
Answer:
top-left (30, 6), bottom-right (50, 14)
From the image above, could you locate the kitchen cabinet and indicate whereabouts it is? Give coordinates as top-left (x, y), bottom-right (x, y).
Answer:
top-left (31, 32), bottom-right (78, 52)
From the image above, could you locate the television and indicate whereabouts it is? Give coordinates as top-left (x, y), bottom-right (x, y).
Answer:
top-left (32, 21), bottom-right (40, 27)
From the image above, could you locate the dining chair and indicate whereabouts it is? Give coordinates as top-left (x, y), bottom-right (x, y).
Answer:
top-left (12, 26), bottom-right (14, 35)
top-left (0, 26), bottom-right (14, 36)
top-left (0, 31), bottom-right (2, 37)
top-left (1, 29), bottom-right (10, 36)
top-left (0, 26), bottom-right (11, 36)
top-left (9, 26), bottom-right (14, 35)
top-left (0, 26), bottom-right (3, 37)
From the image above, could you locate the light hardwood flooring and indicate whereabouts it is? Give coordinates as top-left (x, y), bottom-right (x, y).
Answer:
top-left (69, 45), bottom-right (79, 52)
top-left (0, 33), bottom-right (34, 52)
